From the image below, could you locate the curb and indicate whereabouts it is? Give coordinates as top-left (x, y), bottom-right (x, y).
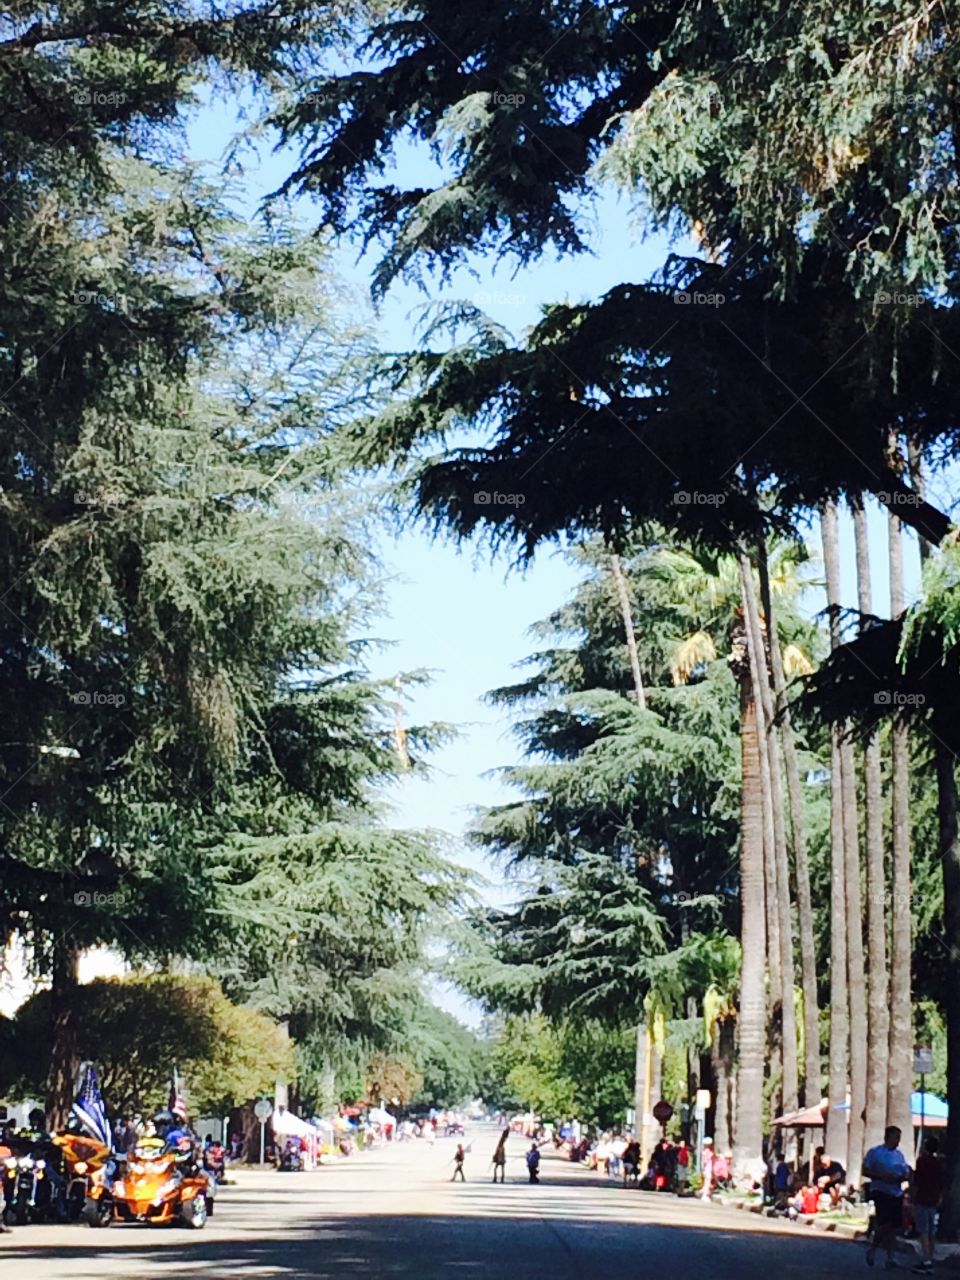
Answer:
top-left (718, 1196), bottom-right (960, 1264)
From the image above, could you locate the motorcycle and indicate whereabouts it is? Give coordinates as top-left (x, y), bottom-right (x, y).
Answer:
top-left (4, 1140), bottom-right (67, 1225)
top-left (278, 1138), bottom-right (303, 1172)
top-left (51, 1132), bottom-right (113, 1222)
top-left (89, 1136), bottom-right (208, 1228)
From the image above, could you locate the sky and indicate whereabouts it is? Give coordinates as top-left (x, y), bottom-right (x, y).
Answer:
top-left (184, 103), bottom-right (673, 870)
top-left (182, 95), bottom-right (934, 1027)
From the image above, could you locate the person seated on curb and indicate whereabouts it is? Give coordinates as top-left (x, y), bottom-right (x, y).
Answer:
top-left (816, 1152), bottom-right (846, 1206)
top-left (787, 1180), bottom-right (821, 1220)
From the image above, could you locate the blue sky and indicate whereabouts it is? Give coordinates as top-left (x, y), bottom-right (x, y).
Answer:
top-left (186, 98), bottom-right (930, 1025)
top-left (185, 102), bottom-right (673, 877)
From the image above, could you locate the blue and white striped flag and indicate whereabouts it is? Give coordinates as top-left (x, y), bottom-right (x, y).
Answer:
top-left (72, 1061), bottom-right (113, 1150)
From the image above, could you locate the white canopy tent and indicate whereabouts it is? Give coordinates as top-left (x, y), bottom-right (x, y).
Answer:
top-left (272, 1108), bottom-right (316, 1138)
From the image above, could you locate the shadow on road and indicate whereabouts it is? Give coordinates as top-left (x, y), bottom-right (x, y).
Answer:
top-left (0, 1208), bottom-right (872, 1279)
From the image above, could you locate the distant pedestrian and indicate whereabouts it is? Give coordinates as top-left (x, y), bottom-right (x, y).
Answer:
top-left (911, 1136), bottom-right (944, 1275)
top-left (526, 1143), bottom-right (541, 1184)
top-left (676, 1139), bottom-right (690, 1193)
top-left (492, 1129), bottom-right (508, 1183)
top-left (700, 1137), bottom-right (715, 1199)
top-left (863, 1125), bottom-right (911, 1269)
top-left (451, 1143), bottom-right (466, 1182)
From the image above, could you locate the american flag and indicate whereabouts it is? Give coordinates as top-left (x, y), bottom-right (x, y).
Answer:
top-left (73, 1062), bottom-right (113, 1150)
top-left (169, 1069), bottom-right (188, 1120)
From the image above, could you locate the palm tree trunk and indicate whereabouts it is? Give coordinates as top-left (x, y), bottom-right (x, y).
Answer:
top-left (935, 726), bottom-right (960, 1235)
top-left (821, 501), bottom-right (850, 1172)
top-left (841, 727), bottom-right (867, 1183)
top-left (757, 543), bottom-right (820, 1113)
top-left (741, 551), bottom-right (798, 1144)
top-left (732, 576), bottom-right (767, 1176)
top-left (712, 1015), bottom-right (736, 1155)
top-left (887, 503), bottom-right (914, 1143)
top-left (610, 552), bottom-right (646, 709)
top-left (907, 446), bottom-right (960, 1222)
top-left (612, 551), bottom-right (654, 1162)
top-left (854, 505), bottom-right (889, 1159)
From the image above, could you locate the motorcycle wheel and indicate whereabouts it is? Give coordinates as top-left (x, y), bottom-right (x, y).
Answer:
top-left (181, 1195), bottom-right (207, 1230)
top-left (83, 1197), bottom-right (113, 1228)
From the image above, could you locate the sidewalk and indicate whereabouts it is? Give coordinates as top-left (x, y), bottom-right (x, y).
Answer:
top-left (709, 1191), bottom-right (960, 1268)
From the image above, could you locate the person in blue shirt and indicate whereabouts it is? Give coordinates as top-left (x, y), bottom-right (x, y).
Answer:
top-left (863, 1125), bottom-right (912, 1269)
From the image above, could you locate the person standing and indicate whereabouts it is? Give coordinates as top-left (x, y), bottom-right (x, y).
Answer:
top-left (863, 1125), bottom-right (912, 1269)
top-left (491, 1129), bottom-right (508, 1183)
top-left (911, 1137), bottom-right (944, 1275)
top-left (676, 1139), bottom-right (690, 1194)
top-left (451, 1143), bottom-right (466, 1182)
top-left (526, 1143), bottom-right (541, 1184)
top-left (700, 1137), bottom-right (715, 1200)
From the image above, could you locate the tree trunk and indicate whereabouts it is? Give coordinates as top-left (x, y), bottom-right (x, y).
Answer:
top-left (757, 542), bottom-right (821, 1111)
top-left (613, 551), bottom-right (653, 1161)
top-left (46, 938), bottom-right (80, 1130)
top-left (936, 731), bottom-right (960, 1237)
top-left (712, 1015), bottom-right (736, 1155)
top-left (821, 501), bottom-right (850, 1172)
top-left (741, 550), bottom-right (798, 1146)
top-left (854, 506), bottom-right (890, 1158)
top-left (841, 728), bottom-right (867, 1183)
top-left (887, 504), bottom-right (914, 1143)
top-left (635, 1021), bottom-right (648, 1142)
top-left (648, 1047), bottom-right (664, 1152)
top-left (610, 552), bottom-right (646, 710)
top-left (731, 582), bottom-right (766, 1177)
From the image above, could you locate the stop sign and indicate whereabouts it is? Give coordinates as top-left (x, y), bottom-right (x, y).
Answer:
top-left (652, 1099), bottom-right (674, 1125)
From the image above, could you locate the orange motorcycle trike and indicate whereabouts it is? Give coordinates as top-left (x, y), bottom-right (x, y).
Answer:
top-left (86, 1137), bottom-right (208, 1228)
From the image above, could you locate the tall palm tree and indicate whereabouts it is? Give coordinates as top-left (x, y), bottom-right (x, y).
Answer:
top-left (821, 501), bottom-right (850, 1172)
top-left (757, 543), bottom-right (821, 1111)
top-left (841, 711), bottom-right (868, 1182)
top-left (740, 553), bottom-right (798, 1139)
top-left (607, 550), bottom-right (661, 1162)
top-left (854, 505), bottom-right (889, 1158)
top-left (732, 565), bottom-right (767, 1175)
top-left (704, 984), bottom-right (737, 1155)
top-left (887, 494), bottom-right (913, 1143)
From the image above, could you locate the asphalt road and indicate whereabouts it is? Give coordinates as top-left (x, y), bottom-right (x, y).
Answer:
top-left (1, 1125), bottom-right (879, 1279)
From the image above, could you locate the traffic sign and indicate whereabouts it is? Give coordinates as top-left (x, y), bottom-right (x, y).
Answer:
top-left (914, 1046), bottom-right (933, 1075)
top-left (652, 1099), bottom-right (674, 1125)
top-left (254, 1098), bottom-right (273, 1122)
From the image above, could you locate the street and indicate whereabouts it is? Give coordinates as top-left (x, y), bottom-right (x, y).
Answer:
top-left (2, 1126), bottom-right (878, 1278)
